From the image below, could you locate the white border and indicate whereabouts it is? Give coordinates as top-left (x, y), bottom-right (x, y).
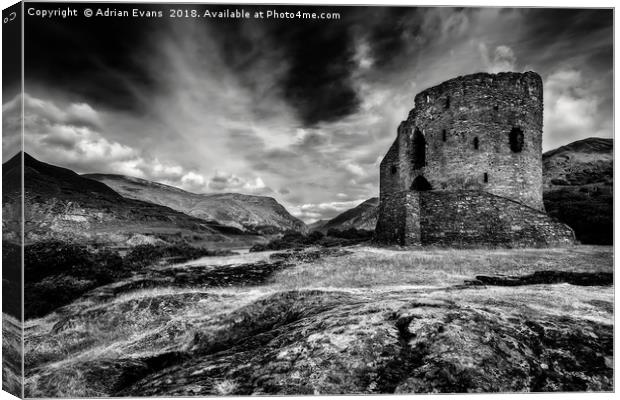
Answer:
top-left (0, 1), bottom-right (616, 400)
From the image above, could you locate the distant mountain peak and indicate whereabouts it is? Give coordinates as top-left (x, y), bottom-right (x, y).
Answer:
top-left (319, 197), bottom-right (379, 233)
top-left (544, 137), bottom-right (613, 158)
top-left (543, 137), bottom-right (613, 187)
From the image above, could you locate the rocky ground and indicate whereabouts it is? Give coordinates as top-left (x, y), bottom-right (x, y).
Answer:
top-left (18, 245), bottom-right (613, 396)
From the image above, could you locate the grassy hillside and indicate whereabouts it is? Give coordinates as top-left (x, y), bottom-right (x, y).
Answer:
top-left (542, 137), bottom-right (613, 245)
top-left (317, 198), bottom-right (378, 233)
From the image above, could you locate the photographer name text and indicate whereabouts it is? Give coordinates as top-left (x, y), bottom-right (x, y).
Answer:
top-left (26, 7), bottom-right (341, 20)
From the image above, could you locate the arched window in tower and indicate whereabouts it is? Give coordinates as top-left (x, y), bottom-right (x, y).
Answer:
top-left (473, 137), bottom-right (479, 150)
top-left (413, 128), bottom-right (426, 169)
top-left (509, 127), bottom-right (524, 152)
top-left (484, 172), bottom-right (489, 183)
top-left (411, 175), bottom-right (432, 191)
top-left (391, 165), bottom-right (397, 175)
top-left (442, 129), bottom-right (447, 142)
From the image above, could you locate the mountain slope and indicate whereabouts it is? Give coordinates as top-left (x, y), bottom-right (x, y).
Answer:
top-left (542, 137), bottom-right (613, 245)
top-left (2, 153), bottom-right (243, 246)
top-left (543, 137), bottom-right (613, 187)
top-left (307, 219), bottom-right (329, 232)
top-left (84, 174), bottom-right (307, 235)
top-left (319, 198), bottom-right (379, 233)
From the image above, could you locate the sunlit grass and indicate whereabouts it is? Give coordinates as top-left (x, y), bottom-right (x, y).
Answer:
top-left (267, 245), bottom-right (613, 290)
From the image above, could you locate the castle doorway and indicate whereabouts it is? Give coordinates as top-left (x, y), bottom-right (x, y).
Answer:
top-left (413, 128), bottom-right (426, 169)
top-left (411, 175), bottom-right (432, 191)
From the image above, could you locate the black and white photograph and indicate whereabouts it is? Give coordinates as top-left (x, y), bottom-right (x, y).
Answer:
top-left (1, 0), bottom-right (615, 397)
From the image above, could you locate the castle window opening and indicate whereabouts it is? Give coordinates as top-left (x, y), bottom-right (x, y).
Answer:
top-left (509, 127), bottom-right (524, 152)
top-left (442, 129), bottom-right (447, 142)
top-left (484, 172), bottom-right (489, 183)
top-left (413, 128), bottom-right (426, 169)
top-left (391, 165), bottom-right (397, 175)
top-left (445, 96), bottom-right (450, 109)
top-left (473, 137), bottom-right (479, 150)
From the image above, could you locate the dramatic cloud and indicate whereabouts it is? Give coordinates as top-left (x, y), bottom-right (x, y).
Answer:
top-left (543, 69), bottom-right (611, 150)
top-left (2, 94), bottom-right (22, 160)
top-left (479, 44), bottom-right (517, 73)
top-left (10, 93), bottom-right (271, 195)
top-left (10, 5), bottom-right (612, 222)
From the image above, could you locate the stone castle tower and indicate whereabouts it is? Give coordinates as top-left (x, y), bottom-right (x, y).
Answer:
top-left (375, 72), bottom-right (574, 247)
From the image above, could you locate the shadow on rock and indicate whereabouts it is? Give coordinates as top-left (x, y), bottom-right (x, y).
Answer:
top-left (472, 271), bottom-right (612, 287)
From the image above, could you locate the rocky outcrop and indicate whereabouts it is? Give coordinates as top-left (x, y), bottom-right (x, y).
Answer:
top-left (472, 271), bottom-right (612, 286)
top-left (23, 246), bottom-right (613, 396)
top-left (30, 289), bottom-right (611, 396)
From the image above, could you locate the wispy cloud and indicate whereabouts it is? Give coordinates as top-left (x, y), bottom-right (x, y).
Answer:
top-left (290, 199), bottom-right (369, 222)
top-left (11, 93), bottom-right (273, 196)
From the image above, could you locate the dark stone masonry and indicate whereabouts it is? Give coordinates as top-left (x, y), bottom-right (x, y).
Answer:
top-left (376, 72), bottom-right (575, 247)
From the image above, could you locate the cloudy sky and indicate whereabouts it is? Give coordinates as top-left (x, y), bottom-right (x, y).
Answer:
top-left (2, 3), bottom-right (613, 222)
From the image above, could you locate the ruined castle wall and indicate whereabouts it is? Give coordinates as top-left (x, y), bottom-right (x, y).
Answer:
top-left (402, 72), bottom-right (544, 210)
top-left (375, 72), bottom-right (569, 247)
top-left (419, 191), bottom-right (574, 247)
top-left (374, 191), bottom-right (420, 245)
top-left (379, 139), bottom-right (400, 197)
top-left (395, 120), bottom-right (416, 192)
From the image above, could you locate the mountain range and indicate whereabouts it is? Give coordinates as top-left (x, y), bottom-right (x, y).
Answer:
top-left (84, 174), bottom-right (307, 235)
top-left (2, 153), bottom-right (302, 248)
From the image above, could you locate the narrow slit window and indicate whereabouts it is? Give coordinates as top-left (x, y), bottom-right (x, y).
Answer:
top-left (445, 96), bottom-right (450, 109)
top-left (391, 165), bottom-right (397, 175)
top-left (473, 137), bottom-right (479, 150)
top-left (442, 129), bottom-right (447, 142)
top-left (509, 127), bottom-right (524, 153)
top-left (484, 172), bottom-right (489, 183)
